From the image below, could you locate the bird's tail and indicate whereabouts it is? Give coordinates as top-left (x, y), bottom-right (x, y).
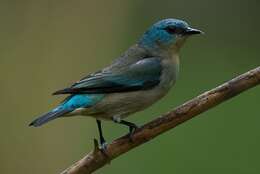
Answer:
top-left (29, 106), bottom-right (72, 127)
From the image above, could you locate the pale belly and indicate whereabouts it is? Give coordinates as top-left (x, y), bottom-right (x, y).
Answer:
top-left (77, 86), bottom-right (170, 120)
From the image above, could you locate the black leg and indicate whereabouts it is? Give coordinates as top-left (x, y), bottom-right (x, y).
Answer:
top-left (113, 118), bottom-right (138, 141)
top-left (96, 119), bottom-right (107, 150)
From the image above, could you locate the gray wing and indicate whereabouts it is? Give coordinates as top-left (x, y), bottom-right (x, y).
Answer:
top-left (53, 58), bottom-right (162, 94)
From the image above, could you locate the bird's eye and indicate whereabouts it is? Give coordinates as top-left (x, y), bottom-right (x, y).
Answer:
top-left (164, 26), bottom-right (184, 35)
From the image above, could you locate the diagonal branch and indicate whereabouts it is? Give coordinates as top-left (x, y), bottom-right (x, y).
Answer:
top-left (61, 66), bottom-right (260, 174)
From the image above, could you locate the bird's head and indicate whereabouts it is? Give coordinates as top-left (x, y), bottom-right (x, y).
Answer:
top-left (138, 18), bottom-right (203, 54)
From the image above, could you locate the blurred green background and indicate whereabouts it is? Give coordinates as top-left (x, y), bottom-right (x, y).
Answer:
top-left (1, 0), bottom-right (260, 173)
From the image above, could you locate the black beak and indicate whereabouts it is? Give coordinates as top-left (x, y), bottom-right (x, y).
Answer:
top-left (184, 27), bottom-right (204, 35)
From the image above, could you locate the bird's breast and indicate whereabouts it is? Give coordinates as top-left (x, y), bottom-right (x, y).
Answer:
top-left (159, 55), bottom-right (179, 90)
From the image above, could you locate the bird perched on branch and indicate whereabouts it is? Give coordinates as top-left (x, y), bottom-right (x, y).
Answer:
top-left (30, 18), bottom-right (203, 150)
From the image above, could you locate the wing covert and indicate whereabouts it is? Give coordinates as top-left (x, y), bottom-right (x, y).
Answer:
top-left (53, 58), bottom-right (162, 95)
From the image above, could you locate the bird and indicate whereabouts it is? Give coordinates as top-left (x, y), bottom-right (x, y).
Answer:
top-left (29, 18), bottom-right (203, 150)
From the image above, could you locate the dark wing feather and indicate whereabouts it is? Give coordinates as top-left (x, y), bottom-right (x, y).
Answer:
top-left (53, 58), bottom-right (162, 95)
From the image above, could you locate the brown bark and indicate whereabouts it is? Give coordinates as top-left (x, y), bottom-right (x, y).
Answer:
top-left (61, 67), bottom-right (260, 174)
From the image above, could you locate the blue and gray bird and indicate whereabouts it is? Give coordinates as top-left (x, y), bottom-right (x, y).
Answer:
top-left (30, 18), bottom-right (202, 149)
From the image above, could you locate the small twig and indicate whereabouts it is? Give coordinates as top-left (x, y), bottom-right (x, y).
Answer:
top-left (61, 66), bottom-right (260, 174)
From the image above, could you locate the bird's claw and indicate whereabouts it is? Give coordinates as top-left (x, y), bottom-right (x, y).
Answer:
top-left (128, 125), bottom-right (138, 142)
top-left (100, 142), bottom-right (108, 150)
top-left (99, 142), bottom-right (109, 156)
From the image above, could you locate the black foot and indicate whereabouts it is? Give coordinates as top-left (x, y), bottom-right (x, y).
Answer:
top-left (99, 136), bottom-right (107, 149)
top-left (99, 141), bottom-right (108, 156)
top-left (126, 122), bottom-right (138, 142)
top-left (113, 117), bottom-right (138, 142)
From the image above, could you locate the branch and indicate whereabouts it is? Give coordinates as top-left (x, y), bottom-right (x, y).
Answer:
top-left (61, 66), bottom-right (260, 174)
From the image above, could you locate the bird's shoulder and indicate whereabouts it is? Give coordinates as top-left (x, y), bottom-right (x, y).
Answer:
top-left (107, 44), bottom-right (151, 70)
top-left (74, 44), bottom-right (150, 83)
